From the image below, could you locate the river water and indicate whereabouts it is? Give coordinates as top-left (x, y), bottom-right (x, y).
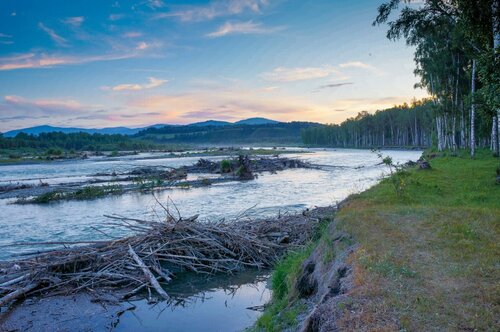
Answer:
top-left (0, 148), bottom-right (420, 331)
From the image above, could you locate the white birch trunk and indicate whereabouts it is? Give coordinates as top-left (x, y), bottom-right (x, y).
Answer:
top-left (470, 59), bottom-right (477, 158)
top-left (492, 1), bottom-right (499, 155)
top-left (460, 100), bottom-right (466, 148)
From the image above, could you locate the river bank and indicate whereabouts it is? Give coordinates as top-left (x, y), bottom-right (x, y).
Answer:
top-left (256, 149), bottom-right (499, 331)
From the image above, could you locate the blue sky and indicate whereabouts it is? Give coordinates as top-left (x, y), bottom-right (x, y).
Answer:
top-left (0, 0), bottom-right (427, 131)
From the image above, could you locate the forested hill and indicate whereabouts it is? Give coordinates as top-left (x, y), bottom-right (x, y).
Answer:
top-left (302, 101), bottom-right (434, 148)
top-left (301, 99), bottom-right (495, 148)
top-left (134, 122), bottom-right (320, 145)
top-left (0, 122), bottom-right (321, 154)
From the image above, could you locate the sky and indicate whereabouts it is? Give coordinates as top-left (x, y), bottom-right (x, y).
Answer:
top-left (0, 0), bottom-right (428, 132)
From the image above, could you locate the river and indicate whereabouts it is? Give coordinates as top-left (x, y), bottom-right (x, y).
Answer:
top-left (0, 148), bottom-right (421, 331)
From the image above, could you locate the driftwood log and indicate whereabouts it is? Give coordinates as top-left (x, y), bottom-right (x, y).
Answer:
top-left (0, 205), bottom-right (331, 310)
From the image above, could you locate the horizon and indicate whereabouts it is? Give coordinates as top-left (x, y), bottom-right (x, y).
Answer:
top-left (0, 0), bottom-right (428, 132)
top-left (3, 116), bottom-right (287, 133)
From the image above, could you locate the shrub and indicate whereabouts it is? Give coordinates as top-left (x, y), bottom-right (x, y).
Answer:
top-left (376, 151), bottom-right (411, 197)
top-left (220, 159), bottom-right (232, 173)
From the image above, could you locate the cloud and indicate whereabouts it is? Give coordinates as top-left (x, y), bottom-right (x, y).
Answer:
top-left (38, 23), bottom-right (68, 47)
top-left (123, 31), bottom-right (143, 38)
top-left (156, 0), bottom-right (269, 22)
top-left (109, 14), bottom-right (126, 21)
top-left (0, 96), bottom-right (98, 124)
top-left (126, 86), bottom-right (331, 124)
top-left (4, 95), bottom-right (85, 111)
top-left (63, 16), bottom-right (85, 27)
top-left (339, 61), bottom-right (383, 74)
top-left (0, 51), bottom-right (140, 71)
top-left (207, 21), bottom-right (285, 38)
top-left (104, 77), bottom-right (168, 91)
top-left (147, 0), bottom-right (165, 9)
top-left (120, 112), bottom-right (162, 118)
top-left (312, 82), bottom-right (354, 93)
top-left (136, 41), bottom-right (149, 50)
top-left (134, 41), bottom-right (162, 51)
top-left (261, 66), bottom-right (341, 82)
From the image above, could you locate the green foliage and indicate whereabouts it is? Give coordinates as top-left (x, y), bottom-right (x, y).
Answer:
top-left (135, 122), bottom-right (319, 145)
top-left (373, 0), bottom-right (499, 151)
top-left (72, 186), bottom-right (120, 200)
top-left (32, 191), bottom-right (64, 203)
top-left (0, 131), bottom-right (158, 153)
top-left (256, 217), bottom-right (335, 331)
top-left (46, 148), bottom-right (63, 156)
top-left (29, 185), bottom-right (122, 203)
top-left (377, 151), bottom-right (412, 198)
top-left (220, 159), bottom-right (232, 173)
top-left (255, 248), bottom-right (312, 331)
top-left (302, 100), bottom-right (433, 147)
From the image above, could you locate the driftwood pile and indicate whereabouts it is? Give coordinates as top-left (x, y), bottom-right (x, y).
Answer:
top-left (183, 156), bottom-right (313, 174)
top-left (0, 206), bottom-right (324, 309)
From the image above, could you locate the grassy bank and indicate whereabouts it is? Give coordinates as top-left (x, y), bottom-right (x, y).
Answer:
top-left (257, 149), bottom-right (499, 331)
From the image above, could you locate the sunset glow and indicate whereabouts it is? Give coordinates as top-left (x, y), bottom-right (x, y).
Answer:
top-left (0, 0), bottom-right (427, 131)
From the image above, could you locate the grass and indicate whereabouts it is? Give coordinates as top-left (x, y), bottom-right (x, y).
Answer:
top-left (29, 185), bottom-right (122, 203)
top-left (334, 149), bottom-right (499, 330)
top-left (255, 218), bottom-right (334, 331)
top-left (255, 149), bottom-right (499, 331)
top-left (255, 247), bottom-right (313, 331)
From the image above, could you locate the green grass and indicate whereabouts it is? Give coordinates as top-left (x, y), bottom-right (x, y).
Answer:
top-left (255, 149), bottom-right (499, 331)
top-left (334, 149), bottom-right (499, 330)
top-left (255, 248), bottom-right (313, 331)
top-left (28, 185), bottom-right (122, 204)
top-left (255, 218), bottom-right (334, 331)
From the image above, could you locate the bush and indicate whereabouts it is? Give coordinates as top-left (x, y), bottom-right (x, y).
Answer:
top-left (46, 148), bottom-right (63, 156)
top-left (376, 151), bottom-right (411, 197)
top-left (220, 159), bottom-right (232, 173)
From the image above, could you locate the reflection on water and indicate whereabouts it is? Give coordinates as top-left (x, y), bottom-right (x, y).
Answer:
top-left (114, 271), bottom-right (270, 332)
top-left (0, 148), bottom-right (421, 259)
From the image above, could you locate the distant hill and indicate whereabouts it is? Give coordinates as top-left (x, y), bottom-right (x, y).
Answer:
top-left (188, 120), bottom-right (231, 127)
top-left (3, 124), bottom-right (168, 137)
top-left (136, 121), bottom-right (320, 145)
top-left (0, 120), bottom-right (322, 151)
top-left (3, 118), bottom-right (281, 137)
top-left (235, 117), bottom-right (280, 125)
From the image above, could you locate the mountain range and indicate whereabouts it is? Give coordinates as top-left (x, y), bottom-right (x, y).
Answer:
top-left (2, 117), bottom-right (280, 137)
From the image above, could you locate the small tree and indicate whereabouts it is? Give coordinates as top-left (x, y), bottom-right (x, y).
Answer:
top-left (376, 152), bottom-right (411, 197)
